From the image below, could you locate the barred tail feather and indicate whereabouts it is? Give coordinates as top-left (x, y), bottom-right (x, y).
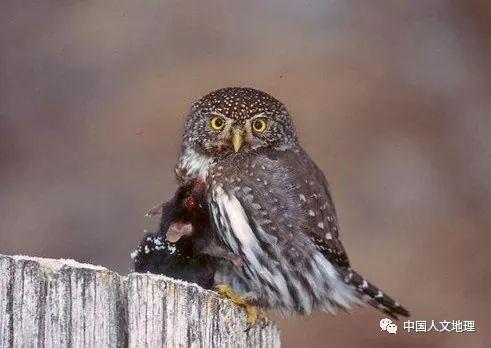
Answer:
top-left (341, 268), bottom-right (410, 319)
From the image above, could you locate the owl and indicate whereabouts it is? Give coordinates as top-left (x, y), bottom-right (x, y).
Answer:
top-left (174, 87), bottom-right (409, 322)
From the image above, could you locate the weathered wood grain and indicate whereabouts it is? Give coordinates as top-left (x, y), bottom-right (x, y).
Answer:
top-left (126, 273), bottom-right (280, 348)
top-left (0, 255), bottom-right (125, 348)
top-left (0, 254), bottom-right (280, 348)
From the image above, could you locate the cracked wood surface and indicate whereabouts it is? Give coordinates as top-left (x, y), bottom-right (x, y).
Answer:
top-left (0, 254), bottom-right (280, 348)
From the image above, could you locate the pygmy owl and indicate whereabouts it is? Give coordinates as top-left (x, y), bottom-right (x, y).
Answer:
top-left (175, 87), bottom-right (409, 319)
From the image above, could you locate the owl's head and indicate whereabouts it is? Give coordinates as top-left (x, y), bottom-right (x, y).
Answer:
top-left (182, 87), bottom-right (298, 157)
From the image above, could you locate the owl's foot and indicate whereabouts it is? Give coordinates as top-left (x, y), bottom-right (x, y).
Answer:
top-left (243, 307), bottom-right (267, 331)
top-left (215, 284), bottom-right (265, 328)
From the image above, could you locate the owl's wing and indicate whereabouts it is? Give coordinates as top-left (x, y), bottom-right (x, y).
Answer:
top-left (208, 148), bottom-right (350, 269)
top-left (296, 149), bottom-right (351, 268)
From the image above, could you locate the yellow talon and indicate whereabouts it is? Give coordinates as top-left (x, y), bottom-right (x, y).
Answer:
top-left (216, 284), bottom-right (248, 305)
top-left (244, 303), bottom-right (259, 326)
top-left (215, 284), bottom-right (266, 327)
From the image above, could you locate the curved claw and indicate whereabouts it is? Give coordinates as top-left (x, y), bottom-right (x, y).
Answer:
top-left (244, 306), bottom-right (268, 331)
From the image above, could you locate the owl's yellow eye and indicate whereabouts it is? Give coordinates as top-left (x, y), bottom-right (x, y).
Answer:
top-left (252, 118), bottom-right (268, 133)
top-left (210, 115), bottom-right (226, 131)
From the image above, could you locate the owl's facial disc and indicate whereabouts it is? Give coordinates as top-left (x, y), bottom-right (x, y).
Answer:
top-left (199, 114), bottom-right (280, 155)
top-left (184, 87), bottom-right (299, 157)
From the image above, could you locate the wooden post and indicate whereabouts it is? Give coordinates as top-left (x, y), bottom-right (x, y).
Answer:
top-left (0, 254), bottom-right (280, 348)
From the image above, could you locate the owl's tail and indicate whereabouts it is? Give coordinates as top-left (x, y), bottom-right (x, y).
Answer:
top-left (340, 268), bottom-right (410, 319)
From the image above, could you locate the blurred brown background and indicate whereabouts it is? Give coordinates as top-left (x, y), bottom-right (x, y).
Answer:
top-left (1, 1), bottom-right (490, 347)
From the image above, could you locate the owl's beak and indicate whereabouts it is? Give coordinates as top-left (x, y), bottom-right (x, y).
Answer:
top-left (231, 129), bottom-right (245, 152)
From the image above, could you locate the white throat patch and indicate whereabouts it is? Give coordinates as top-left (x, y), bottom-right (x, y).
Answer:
top-left (178, 148), bottom-right (212, 180)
